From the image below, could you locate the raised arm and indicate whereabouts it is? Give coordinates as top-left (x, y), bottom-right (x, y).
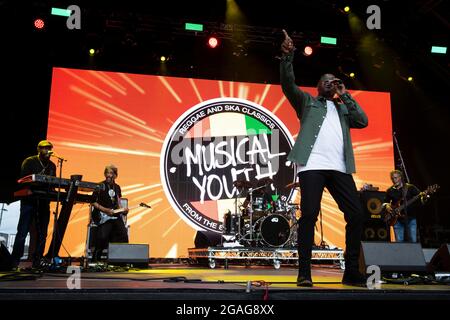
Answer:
top-left (280, 29), bottom-right (308, 119)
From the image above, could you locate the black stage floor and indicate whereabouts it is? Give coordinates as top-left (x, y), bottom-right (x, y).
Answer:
top-left (1, 263), bottom-right (449, 301)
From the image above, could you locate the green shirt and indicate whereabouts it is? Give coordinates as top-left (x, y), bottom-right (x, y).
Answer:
top-left (280, 53), bottom-right (368, 174)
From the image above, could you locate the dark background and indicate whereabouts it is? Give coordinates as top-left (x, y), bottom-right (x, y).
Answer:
top-left (1, 0), bottom-right (448, 245)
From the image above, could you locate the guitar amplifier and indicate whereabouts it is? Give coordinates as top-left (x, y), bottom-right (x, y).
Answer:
top-left (359, 191), bottom-right (389, 241)
top-left (107, 243), bottom-right (149, 268)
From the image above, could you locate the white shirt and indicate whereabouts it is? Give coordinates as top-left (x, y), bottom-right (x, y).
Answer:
top-left (299, 100), bottom-right (346, 173)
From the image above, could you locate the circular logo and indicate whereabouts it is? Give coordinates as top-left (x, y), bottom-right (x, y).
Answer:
top-left (160, 98), bottom-right (296, 233)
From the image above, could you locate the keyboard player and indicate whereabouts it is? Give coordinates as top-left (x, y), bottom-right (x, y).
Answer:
top-left (11, 140), bottom-right (56, 269)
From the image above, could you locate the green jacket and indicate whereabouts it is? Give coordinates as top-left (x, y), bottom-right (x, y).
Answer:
top-left (280, 53), bottom-right (368, 174)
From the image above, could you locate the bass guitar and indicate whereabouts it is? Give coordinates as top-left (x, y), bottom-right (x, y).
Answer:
top-left (384, 184), bottom-right (439, 226)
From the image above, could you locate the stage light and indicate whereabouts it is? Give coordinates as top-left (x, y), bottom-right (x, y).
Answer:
top-left (349, 72), bottom-right (355, 78)
top-left (89, 48), bottom-right (96, 56)
top-left (160, 55), bottom-right (167, 62)
top-left (185, 22), bottom-right (203, 32)
top-left (320, 36), bottom-right (337, 45)
top-left (51, 7), bottom-right (71, 17)
top-left (431, 46), bottom-right (447, 54)
top-left (34, 18), bottom-right (45, 30)
top-left (407, 76), bottom-right (413, 82)
top-left (303, 46), bottom-right (313, 56)
top-left (208, 37), bottom-right (219, 49)
top-left (344, 6), bottom-right (350, 13)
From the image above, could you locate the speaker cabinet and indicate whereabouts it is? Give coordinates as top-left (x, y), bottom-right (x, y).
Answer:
top-left (422, 248), bottom-right (438, 264)
top-left (359, 241), bottom-right (427, 274)
top-left (429, 244), bottom-right (450, 272)
top-left (107, 243), bottom-right (149, 267)
top-left (360, 191), bottom-right (389, 241)
top-left (0, 243), bottom-right (13, 271)
top-left (194, 231), bottom-right (222, 248)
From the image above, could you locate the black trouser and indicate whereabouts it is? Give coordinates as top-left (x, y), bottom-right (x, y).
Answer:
top-left (11, 199), bottom-right (50, 267)
top-left (297, 170), bottom-right (364, 277)
top-left (94, 218), bottom-right (128, 261)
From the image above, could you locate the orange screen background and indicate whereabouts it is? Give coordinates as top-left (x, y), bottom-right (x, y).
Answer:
top-left (46, 68), bottom-right (394, 258)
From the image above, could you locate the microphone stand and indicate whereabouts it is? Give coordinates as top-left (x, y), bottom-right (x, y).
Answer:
top-left (393, 132), bottom-right (410, 183)
top-left (318, 206), bottom-right (328, 248)
top-left (49, 154), bottom-right (66, 269)
top-left (393, 131), bottom-right (410, 242)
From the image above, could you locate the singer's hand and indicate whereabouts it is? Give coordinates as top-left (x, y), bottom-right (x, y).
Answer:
top-left (333, 78), bottom-right (346, 95)
top-left (281, 29), bottom-right (295, 54)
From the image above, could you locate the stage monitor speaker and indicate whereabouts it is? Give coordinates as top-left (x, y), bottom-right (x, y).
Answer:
top-left (422, 248), bottom-right (438, 264)
top-left (107, 243), bottom-right (149, 267)
top-left (0, 243), bottom-right (13, 271)
top-left (429, 244), bottom-right (450, 272)
top-left (360, 191), bottom-right (389, 241)
top-left (359, 241), bottom-right (427, 274)
top-left (194, 231), bottom-right (222, 248)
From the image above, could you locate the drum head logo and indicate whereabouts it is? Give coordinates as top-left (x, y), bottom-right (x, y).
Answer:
top-left (160, 98), bottom-right (296, 233)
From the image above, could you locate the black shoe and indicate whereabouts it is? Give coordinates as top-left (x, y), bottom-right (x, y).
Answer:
top-left (342, 270), bottom-right (367, 287)
top-left (297, 276), bottom-right (313, 287)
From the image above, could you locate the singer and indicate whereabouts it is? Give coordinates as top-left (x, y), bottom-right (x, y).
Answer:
top-left (280, 30), bottom-right (369, 287)
top-left (11, 140), bottom-right (57, 270)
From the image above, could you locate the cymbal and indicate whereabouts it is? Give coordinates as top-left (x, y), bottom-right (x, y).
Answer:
top-left (285, 181), bottom-right (300, 189)
top-left (256, 178), bottom-right (274, 186)
top-left (233, 180), bottom-right (254, 188)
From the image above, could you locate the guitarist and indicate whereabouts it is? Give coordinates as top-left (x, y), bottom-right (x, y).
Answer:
top-left (383, 170), bottom-right (428, 243)
top-left (91, 165), bottom-right (129, 261)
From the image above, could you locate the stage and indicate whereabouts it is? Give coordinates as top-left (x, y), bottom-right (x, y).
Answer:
top-left (1, 263), bottom-right (449, 301)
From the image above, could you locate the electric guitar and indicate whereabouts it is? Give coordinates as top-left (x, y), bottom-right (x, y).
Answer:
top-left (91, 202), bottom-right (151, 226)
top-left (384, 184), bottom-right (439, 226)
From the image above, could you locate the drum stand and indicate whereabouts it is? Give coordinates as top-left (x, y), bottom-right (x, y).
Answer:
top-left (234, 188), bottom-right (245, 242)
top-left (287, 203), bottom-right (299, 247)
top-left (246, 184), bottom-right (266, 243)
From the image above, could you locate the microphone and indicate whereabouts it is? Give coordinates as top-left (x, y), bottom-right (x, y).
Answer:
top-left (48, 151), bottom-right (67, 161)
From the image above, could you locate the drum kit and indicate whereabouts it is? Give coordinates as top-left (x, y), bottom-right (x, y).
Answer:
top-left (222, 179), bottom-right (300, 248)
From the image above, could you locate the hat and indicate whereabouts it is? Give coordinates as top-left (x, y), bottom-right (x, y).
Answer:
top-left (37, 140), bottom-right (53, 148)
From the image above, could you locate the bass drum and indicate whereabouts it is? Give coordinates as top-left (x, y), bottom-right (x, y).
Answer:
top-left (258, 214), bottom-right (291, 247)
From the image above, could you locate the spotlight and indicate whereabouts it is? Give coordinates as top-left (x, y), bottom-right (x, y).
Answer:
top-left (303, 46), bottom-right (313, 56)
top-left (344, 6), bottom-right (350, 13)
top-left (89, 48), bottom-right (96, 56)
top-left (34, 18), bottom-right (45, 30)
top-left (349, 72), bottom-right (355, 78)
top-left (207, 36), bottom-right (219, 49)
top-left (160, 55), bottom-right (167, 62)
top-left (407, 76), bottom-right (413, 82)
